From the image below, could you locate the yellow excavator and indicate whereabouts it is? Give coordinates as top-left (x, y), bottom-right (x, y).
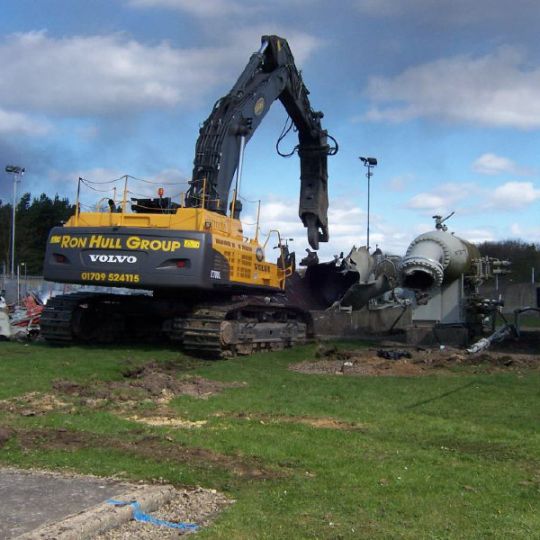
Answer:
top-left (41, 35), bottom-right (338, 357)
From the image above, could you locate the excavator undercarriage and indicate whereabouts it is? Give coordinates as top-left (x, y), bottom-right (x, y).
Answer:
top-left (41, 292), bottom-right (311, 358)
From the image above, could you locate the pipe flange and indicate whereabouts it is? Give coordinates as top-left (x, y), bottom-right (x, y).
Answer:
top-left (405, 235), bottom-right (451, 269)
top-left (399, 256), bottom-right (444, 288)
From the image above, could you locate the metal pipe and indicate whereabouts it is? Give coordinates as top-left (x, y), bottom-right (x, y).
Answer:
top-left (367, 169), bottom-right (370, 251)
top-left (255, 200), bottom-right (261, 242)
top-left (22, 262), bottom-right (27, 297)
top-left (6, 166), bottom-right (24, 278)
top-left (16, 264), bottom-right (20, 303)
top-left (121, 175), bottom-right (128, 222)
top-left (11, 175), bottom-right (17, 277)
top-left (202, 177), bottom-right (207, 210)
top-left (359, 157), bottom-right (377, 252)
top-left (235, 135), bottom-right (246, 203)
top-left (75, 177), bottom-right (81, 226)
top-left (231, 135), bottom-right (246, 218)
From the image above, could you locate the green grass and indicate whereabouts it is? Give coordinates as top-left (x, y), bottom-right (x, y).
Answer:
top-left (1, 341), bottom-right (539, 539)
top-left (517, 314), bottom-right (540, 328)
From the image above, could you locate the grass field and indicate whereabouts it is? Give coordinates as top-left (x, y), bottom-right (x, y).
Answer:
top-left (517, 314), bottom-right (540, 328)
top-left (0, 341), bottom-right (539, 539)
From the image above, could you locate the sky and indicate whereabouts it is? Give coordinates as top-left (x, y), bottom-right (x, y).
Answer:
top-left (0, 0), bottom-right (539, 261)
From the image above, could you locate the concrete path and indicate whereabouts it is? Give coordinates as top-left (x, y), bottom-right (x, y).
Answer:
top-left (0, 467), bottom-right (134, 539)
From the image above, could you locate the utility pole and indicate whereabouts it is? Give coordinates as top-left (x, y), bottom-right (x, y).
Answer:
top-left (5, 165), bottom-right (25, 278)
top-left (359, 157), bottom-right (377, 251)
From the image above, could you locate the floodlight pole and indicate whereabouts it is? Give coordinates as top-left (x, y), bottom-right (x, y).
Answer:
top-left (5, 165), bottom-right (25, 278)
top-left (359, 157), bottom-right (377, 251)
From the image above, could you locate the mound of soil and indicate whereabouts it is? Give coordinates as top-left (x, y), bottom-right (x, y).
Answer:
top-left (291, 333), bottom-right (540, 377)
top-left (53, 362), bottom-right (246, 403)
top-left (0, 392), bottom-right (71, 416)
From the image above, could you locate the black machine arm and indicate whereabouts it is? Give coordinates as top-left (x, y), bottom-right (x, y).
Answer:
top-left (185, 35), bottom-right (337, 250)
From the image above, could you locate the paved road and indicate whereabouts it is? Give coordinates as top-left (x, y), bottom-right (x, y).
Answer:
top-left (0, 467), bottom-right (133, 539)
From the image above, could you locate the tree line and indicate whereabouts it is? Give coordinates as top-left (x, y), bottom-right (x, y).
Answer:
top-left (0, 193), bottom-right (74, 275)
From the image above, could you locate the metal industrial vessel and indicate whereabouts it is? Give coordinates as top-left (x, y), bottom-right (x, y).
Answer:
top-left (398, 214), bottom-right (510, 336)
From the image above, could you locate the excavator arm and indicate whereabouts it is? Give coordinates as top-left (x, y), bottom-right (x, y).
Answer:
top-left (185, 35), bottom-right (337, 250)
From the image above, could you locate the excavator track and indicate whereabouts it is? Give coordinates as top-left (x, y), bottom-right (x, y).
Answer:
top-left (40, 292), bottom-right (167, 345)
top-left (41, 293), bottom-right (311, 358)
top-left (40, 292), bottom-right (93, 345)
top-left (181, 301), bottom-right (311, 359)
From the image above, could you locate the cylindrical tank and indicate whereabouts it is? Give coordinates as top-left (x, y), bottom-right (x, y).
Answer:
top-left (399, 230), bottom-right (479, 290)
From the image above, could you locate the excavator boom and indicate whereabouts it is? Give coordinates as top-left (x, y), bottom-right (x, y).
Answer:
top-left (186, 35), bottom-right (336, 249)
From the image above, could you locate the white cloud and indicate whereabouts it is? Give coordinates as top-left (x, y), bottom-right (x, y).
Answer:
top-left (152, 167), bottom-right (190, 185)
top-left (0, 107), bottom-right (51, 136)
top-left (458, 228), bottom-right (495, 243)
top-left (508, 223), bottom-right (540, 242)
top-left (0, 31), bottom-right (231, 115)
top-left (488, 181), bottom-right (540, 209)
top-left (226, 26), bottom-right (322, 67)
top-left (45, 167), bottom-right (124, 205)
top-left (406, 180), bottom-right (540, 217)
top-left (75, 168), bottom-right (125, 184)
top-left (472, 153), bottom-right (529, 176)
top-left (46, 167), bottom-right (191, 206)
top-left (405, 182), bottom-right (478, 216)
top-left (407, 193), bottom-right (447, 211)
top-left (510, 223), bottom-right (522, 235)
top-left (364, 47), bottom-right (540, 129)
top-left (0, 30), bottom-right (320, 119)
top-left (244, 196), bottom-right (411, 260)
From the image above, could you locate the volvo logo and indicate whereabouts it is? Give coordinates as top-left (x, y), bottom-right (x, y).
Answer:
top-left (89, 254), bottom-right (137, 264)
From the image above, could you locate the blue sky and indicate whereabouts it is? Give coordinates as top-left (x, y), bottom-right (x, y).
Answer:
top-left (0, 0), bottom-right (539, 260)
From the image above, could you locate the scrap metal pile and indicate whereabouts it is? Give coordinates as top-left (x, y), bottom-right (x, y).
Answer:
top-left (0, 293), bottom-right (44, 341)
top-left (285, 213), bottom-right (522, 352)
top-left (285, 245), bottom-right (401, 311)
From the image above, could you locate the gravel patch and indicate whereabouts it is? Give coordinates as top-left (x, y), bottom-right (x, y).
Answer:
top-left (95, 487), bottom-right (233, 539)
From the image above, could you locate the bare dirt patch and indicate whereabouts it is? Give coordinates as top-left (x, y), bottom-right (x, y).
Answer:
top-left (53, 362), bottom-right (246, 403)
top-left (290, 336), bottom-right (540, 377)
top-left (291, 416), bottom-right (365, 430)
top-left (16, 428), bottom-right (284, 480)
top-left (123, 415), bottom-right (207, 429)
top-left (52, 362), bottom-right (246, 427)
top-left (0, 427), bottom-right (13, 448)
top-left (0, 392), bottom-right (71, 416)
top-left (225, 412), bottom-right (366, 431)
